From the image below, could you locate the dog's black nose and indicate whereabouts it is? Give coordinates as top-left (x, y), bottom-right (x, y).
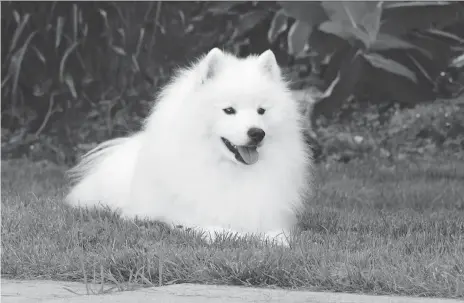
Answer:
top-left (247, 127), bottom-right (265, 144)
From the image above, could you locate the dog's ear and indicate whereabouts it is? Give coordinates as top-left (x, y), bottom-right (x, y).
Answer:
top-left (201, 48), bottom-right (223, 83)
top-left (257, 50), bottom-right (281, 80)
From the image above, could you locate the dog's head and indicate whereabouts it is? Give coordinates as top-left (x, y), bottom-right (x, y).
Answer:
top-left (188, 48), bottom-right (301, 166)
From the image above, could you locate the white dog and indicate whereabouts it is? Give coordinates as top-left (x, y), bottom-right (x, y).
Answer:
top-left (66, 48), bottom-right (312, 245)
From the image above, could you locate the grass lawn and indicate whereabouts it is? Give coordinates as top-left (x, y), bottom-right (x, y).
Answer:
top-left (1, 156), bottom-right (463, 298)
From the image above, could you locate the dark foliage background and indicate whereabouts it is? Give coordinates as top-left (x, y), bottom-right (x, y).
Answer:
top-left (2, 1), bottom-right (464, 165)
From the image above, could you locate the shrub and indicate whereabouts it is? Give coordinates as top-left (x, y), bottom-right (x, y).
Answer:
top-left (268, 1), bottom-right (464, 119)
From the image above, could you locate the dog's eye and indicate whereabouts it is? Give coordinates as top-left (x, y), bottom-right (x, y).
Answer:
top-left (257, 108), bottom-right (266, 115)
top-left (223, 107), bottom-right (236, 115)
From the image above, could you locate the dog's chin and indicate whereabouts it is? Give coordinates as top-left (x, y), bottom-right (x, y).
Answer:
top-left (221, 137), bottom-right (260, 165)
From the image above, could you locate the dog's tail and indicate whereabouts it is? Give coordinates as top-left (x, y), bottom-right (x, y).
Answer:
top-left (65, 135), bottom-right (142, 209)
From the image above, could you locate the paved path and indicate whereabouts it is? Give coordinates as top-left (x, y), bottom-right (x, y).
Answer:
top-left (1, 279), bottom-right (461, 303)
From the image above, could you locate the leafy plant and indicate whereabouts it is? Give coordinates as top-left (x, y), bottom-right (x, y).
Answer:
top-left (2, 2), bottom-right (161, 131)
top-left (269, 1), bottom-right (464, 119)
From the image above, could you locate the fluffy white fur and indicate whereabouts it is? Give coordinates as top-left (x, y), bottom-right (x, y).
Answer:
top-left (66, 48), bottom-right (312, 244)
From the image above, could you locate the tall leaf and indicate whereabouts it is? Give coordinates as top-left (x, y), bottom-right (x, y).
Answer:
top-left (72, 4), bottom-right (78, 42)
top-left (322, 1), bottom-right (382, 29)
top-left (314, 47), bottom-right (364, 118)
top-left (321, 2), bottom-right (383, 47)
top-left (287, 21), bottom-right (312, 57)
top-left (406, 32), bottom-right (455, 67)
top-left (268, 9), bottom-right (288, 43)
top-left (360, 56), bottom-right (434, 104)
top-left (451, 53), bottom-right (464, 68)
top-left (407, 53), bottom-right (434, 84)
top-left (383, 1), bottom-right (452, 9)
top-left (426, 29), bottom-right (464, 44)
top-left (363, 52), bottom-right (417, 82)
top-left (279, 1), bottom-right (328, 25)
top-left (111, 45), bottom-right (126, 56)
top-left (371, 33), bottom-right (432, 58)
top-left (381, 2), bottom-right (464, 35)
top-left (56, 16), bottom-right (65, 49)
top-left (319, 21), bottom-right (371, 49)
top-left (59, 42), bottom-right (79, 82)
top-left (359, 1), bottom-right (383, 42)
top-left (9, 13), bottom-right (30, 53)
top-left (319, 21), bottom-right (352, 40)
top-left (9, 31), bottom-right (37, 104)
top-left (64, 73), bottom-right (77, 99)
top-left (206, 2), bottom-right (245, 15)
top-left (232, 10), bottom-right (269, 40)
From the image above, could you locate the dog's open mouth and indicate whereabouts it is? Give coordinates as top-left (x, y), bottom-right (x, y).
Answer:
top-left (221, 137), bottom-right (259, 165)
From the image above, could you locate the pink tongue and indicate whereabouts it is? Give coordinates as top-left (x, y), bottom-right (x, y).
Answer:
top-left (237, 146), bottom-right (259, 165)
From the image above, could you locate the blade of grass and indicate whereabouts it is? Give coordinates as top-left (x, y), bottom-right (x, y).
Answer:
top-left (9, 31), bottom-right (37, 105)
top-left (9, 13), bottom-right (30, 54)
top-left (59, 41), bottom-right (79, 82)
